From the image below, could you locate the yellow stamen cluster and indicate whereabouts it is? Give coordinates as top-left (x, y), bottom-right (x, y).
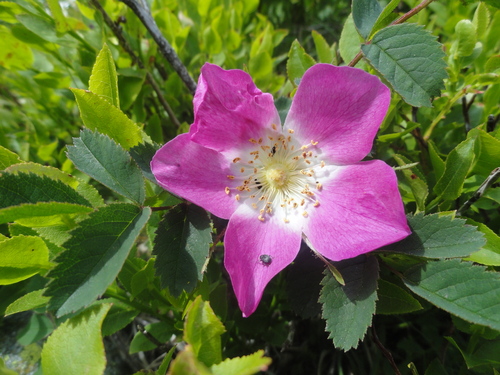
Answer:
top-left (224, 126), bottom-right (326, 223)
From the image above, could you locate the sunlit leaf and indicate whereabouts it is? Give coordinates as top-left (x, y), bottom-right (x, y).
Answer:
top-left (41, 304), bottom-right (111, 375)
top-left (362, 23), bottom-right (447, 107)
top-left (404, 259), bottom-right (500, 331)
top-left (45, 204), bottom-right (151, 317)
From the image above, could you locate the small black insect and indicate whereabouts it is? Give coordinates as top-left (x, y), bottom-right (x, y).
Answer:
top-left (255, 179), bottom-right (262, 189)
top-left (259, 254), bottom-right (272, 265)
top-left (271, 146), bottom-right (276, 156)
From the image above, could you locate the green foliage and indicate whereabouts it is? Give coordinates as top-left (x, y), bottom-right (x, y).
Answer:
top-left (1, 0), bottom-right (500, 374)
top-left (352, 0), bottom-right (382, 40)
top-left (45, 204), bottom-right (151, 316)
top-left (67, 129), bottom-right (146, 204)
top-left (41, 303), bottom-right (111, 375)
top-left (404, 259), bottom-right (500, 331)
top-left (0, 236), bottom-right (51, 285)
top-left (154, 204), bottom-right (212, 297)
top-left (319, 255), bottom-right (379, 351)
top-left (381, 213), bottom-right (485, 259)
top-left (362, 23), bottom-right (448, 107)
top-left (184, 296), bottom-right (225, 367)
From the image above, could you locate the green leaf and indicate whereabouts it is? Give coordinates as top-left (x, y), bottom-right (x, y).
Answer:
top-left (393, 154), bottom-right (428, 212)
top-left (184, 296), bottom-right (226, 367)
top-left (67, 129), bottom-right (145, 204)
top-left (129, 320), bottom-right (176, 353)
top-left (45, 204), bottom-right (151, 317)
top-left (469, 128), bottom-right (500, 177)
top-left (311, 30), bottom-right (333, 64)
top-left (0, 202), bottom-right (93, 226)
top-left (434, 136), bottom-right (476, 201)
top-left (287, 39), bottom-right (315, 86)
top-left (465, 219), bottom-right (500, 266)
top-left (404, 259), bottom-right (500, 331)
top-left (167, 345), bottom-right (212, 375)
top-left (455, 19), bottom-right (477, 57)
top-left (428, 141), bottom-right (445, 182)
top-left (446, 336), bottom-right (500, 369)
top-left (352, 0), bottom-right (382, 40)
top-left (362, 23), bottom-right (447, 107)
top-left (0, 146), bottom-right (22, 170)
top-left (369, 0), bottom-right (400, 39)
top-left (89, 44), bottom-right (120, 108)
top-left (101, 305), bottom-right (138, 337)
top-left (156, 346), bottom-right (176, 375)
top-left (153, 204), bottom-right (212, 297)
top-left (6, 162), bottom-right (104, 208)
top-left (70, 88), bottom-right (143, 150)
top-left (339, 14), bottom-right (362, 65)
top-left (5, 289), bottom-right (50, 316)
top-left (129, 142), bottom-right (160, 183)
top-left (0, 236), bottom-right (51, 285)
top-left (376, 279), bottom-right (422, 315)
top-left (0, 25), bottom-right (33, 70)
top-left (211, 350), bottom-right (271, 375)
top-left (0, 172), bottom-right (92, 209)
top-left (17, 313), bottom-right (54, 346)
top-left (319, 255), bottom-right (378, 351)
top-left (41, 303), bottom-right (111, 375)
top-left (381, 213), bottom-right (485, 259)
top-left (472, 2), bottom-right (490, 38)
top-left (45, 0), bottom-right (70, 33)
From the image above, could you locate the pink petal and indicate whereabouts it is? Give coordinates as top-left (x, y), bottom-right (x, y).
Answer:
top-left (285, 64), bottom-right (391, 165)
top-left (151, 133), bottom-right (238, 219)
top-left (190, 63), bottom-right (280, 156)
top-left (224, 204), bottom-right (302, 317)
top-left (304, 160), bottom-right (411, 261)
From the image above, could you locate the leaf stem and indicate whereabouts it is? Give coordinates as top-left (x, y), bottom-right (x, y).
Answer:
top-left (120, 0), bottom-right (197, 95)
top-left (89, 0), bottom-right (181, 128)
top-left (423, 89), bottom-right (465, 141)
top-left (348, 0), bottom-right (436, 67)
top-left (371, 325), bottom-right (402, 375)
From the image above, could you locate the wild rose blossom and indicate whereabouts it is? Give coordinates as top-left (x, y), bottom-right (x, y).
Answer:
top-left (151, 63), bottom-right (411, 317)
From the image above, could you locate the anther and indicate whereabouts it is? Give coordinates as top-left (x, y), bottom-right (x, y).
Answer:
top-left (225, 187), bottom-right (230, 194)
top-left (288, 129), bottom-right (295, 134)
top-left (227, 175), bottom-right (235, 179)
top-left (258, 215), bottom-right (265, 222)
top-left (235, 194), bottom-right (241, 201)
top-left (233, 157), bottom-right (241, 163)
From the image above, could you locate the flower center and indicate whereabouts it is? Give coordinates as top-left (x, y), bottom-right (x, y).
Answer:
top-left (265, 165), bottom-right (288, 187)
top-left (225, 124), bottom-right (327, 223)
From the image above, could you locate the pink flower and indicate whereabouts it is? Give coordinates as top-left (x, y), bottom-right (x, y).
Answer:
top-left (151, 63), bottom-right (411, 317)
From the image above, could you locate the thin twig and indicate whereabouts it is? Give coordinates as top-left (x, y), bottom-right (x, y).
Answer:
top-left (457, 167), bottom-right (500, 215)
top-left (371, 326), bottom-right (402, 375)
top-left (120, 0), bottom-right (197, 95)
top-left (462, 94), bottom-right (476, 133)
top-left (348, 0), bottom-right (436, 67)
top-left (89, 0), bottom-right (181, 128)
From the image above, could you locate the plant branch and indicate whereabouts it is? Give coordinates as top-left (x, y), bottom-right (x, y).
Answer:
top-left (348, 0), bottom-right (436, 67)
top-left (120, 0), bottom-right (197, 95)
top-left (457, 167), bottom-right (500, 215)
top-left (371, 325), bottom-right (402, 375)
top-left (89, 0), bottom-right (181, 128)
